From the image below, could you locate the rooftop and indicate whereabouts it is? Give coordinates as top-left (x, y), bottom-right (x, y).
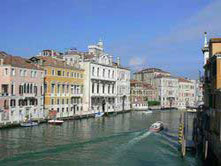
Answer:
top-left (134, 68), bottom-right (170, 74)
top-left (30, 56), bottom-right (83, 71)
top-left (0, 51), bottom-right (43, 70)
top-left (178, 77), bottom-right (192, 83)
top-left (210, 38), bottom-right (221, 43)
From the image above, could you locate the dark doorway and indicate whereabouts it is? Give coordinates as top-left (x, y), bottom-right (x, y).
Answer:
top-left (102, 99), bottom-right (106, 112)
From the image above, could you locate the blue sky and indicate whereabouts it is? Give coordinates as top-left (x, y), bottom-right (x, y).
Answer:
top-left (1, 0), bottom-right (221, 78)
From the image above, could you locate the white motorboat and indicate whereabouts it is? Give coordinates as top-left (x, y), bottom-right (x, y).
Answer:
top-left (20, 121), bottom-right (39, 127)
top-left (149, 121), bottom-right (164, 132)
top-left (95, 112), bottom-right (105, 118)
top-left (48, 119), bottom-right (64, 125)
top-left (144, 110), bottom-right (152, 114)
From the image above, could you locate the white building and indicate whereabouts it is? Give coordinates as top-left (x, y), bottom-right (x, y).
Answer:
top-left (177, 78), bottom-right (195, 109)
top-left (116, 63), bottom-right (131, 112)
top-left (64, 40), bottom-right (131, 114)
top-left (155, 75), bottom-right (179, 108)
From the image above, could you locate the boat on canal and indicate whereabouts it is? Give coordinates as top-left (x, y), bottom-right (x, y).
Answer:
top-left (20, 121), bottom-right (39, 127)
top-left (48, 119), bottom-right (64, 125)
top-left (95, 112), bottom-right (105, 118)
top-left (149, 121), bottom-right (164, 132)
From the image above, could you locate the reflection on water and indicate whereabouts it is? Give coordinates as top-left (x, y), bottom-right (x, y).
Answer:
top-left (0, 110), bottom-right (202, 166)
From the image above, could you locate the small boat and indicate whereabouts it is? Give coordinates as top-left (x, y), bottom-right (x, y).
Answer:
top-left (143, 110), bottom-right (152, 114)
top-left (95, 112), bottom-right (104, 118)
top-left (48, 119), bottom-right (64, 125)
top-left (149, 121), bottom-right (164, 132)
top-left (20, 121), bottom-right (39, 127)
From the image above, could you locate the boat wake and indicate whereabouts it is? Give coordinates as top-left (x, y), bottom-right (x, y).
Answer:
top-left (114, 130), bottom-right (152, 159)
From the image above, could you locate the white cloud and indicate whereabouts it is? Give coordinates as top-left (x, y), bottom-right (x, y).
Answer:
top-left (129, 57), bottom-right (147, 71)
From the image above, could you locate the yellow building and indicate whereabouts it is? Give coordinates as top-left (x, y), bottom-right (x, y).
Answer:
top-left (30, 56), bottom-right (84, 118)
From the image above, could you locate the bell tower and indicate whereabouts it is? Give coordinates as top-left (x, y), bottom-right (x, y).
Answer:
top-left (202, 32), bottom-right (209, 65)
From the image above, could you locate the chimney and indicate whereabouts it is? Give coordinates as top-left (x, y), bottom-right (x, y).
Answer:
top-left (117, 57), bottom-right (120, 66)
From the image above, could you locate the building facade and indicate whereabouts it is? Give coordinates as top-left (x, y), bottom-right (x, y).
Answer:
top-left (64, 40), bottom-right (131, 113)
top-left (30, 56), bottom-right (84, 118)
top-left (177, 78), bottom-right (195, 109)
top-left (0, 52), bottom-right (44, 124)
top-left (155, 75), bottom-right (179, 108)
top-left (194, 35), bottom-right (221, 164)
top-left (130, 80), bottom-right (156, 110)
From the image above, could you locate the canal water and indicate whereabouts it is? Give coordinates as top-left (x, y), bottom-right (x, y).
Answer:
top-left (0, 110), bottom-right (202, 166)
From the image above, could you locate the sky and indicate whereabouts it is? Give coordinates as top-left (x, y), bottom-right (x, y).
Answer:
top-left (1, 0), bottom-right (221, 79)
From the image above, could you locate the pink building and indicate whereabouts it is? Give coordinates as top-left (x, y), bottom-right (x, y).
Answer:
top-left (0, 52), bottom-right (44, 125)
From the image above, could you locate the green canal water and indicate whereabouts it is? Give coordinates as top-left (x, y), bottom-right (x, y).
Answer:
top-left (0, 110), bottom-right (202, 166)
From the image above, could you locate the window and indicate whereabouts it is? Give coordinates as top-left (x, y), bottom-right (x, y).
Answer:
top-left (112, 85), bottom-right (114, 94)
top-left (62, 84), bottom-right (65, 93)
top-left (34, 85), bottom-right (37, 95)
top-left (4, 68), bottom-right (8, 76)
top-left (57, 99), bottom-right (60, 104)
top-left (112, 71), bottom-right (114, 78)
top-left (34, 71), bottom-right (37, 77)
top-left (103, 69), bottom-right (105, 77)
top-left (19, 85), bottom-right (23, 95)
top-left (67, 72), bottom-right (69, 77)
top-left (97, 68), bottom-right (99, 77)
top-left (11, 68), bottom-right (15, 76)
top-left (57, 70), bottom-right (61, 76)
top-left (62, 99), bottom-right (64, 104)
top-left (51, 99), bottom-right (54, 105)
top-left (10, 99), bottom-right (16, 107)
top-left (92, 83), bottom-right (94, 93)
top-left (67, 85), bottom-right (69, 93)
top-left (103, 84), bottom-right (105, 94)
top-left (62, 71), bottom-right (65, 76)
top-left (57, 84), bottom-right (60, 93)
top-left (45, 70), bottom-right (47, 75)
top-left (71, 72), bottom-right (73, 77)
top-left (108, 70), bottom-right (110, 78)
top-left (11, 84), bottom-right (14, 95)
top-left (92, 67), bottom-right (95, 76)
top-left (57, 108), bottom-right (60, 113)
top-left (97, 83), bottom-right (99, 93)
top-left (20, 69), bottom-right (23, 76)
top-left (24, 70), bottom-right (27, 76)
top-left (51, 84), bottom-right (55, 93)
top-left (108, 85), bottom-right (110, 94)
top-left (52, 69), bottom-right (55, 75)
top-left (66, 99), bottom-right (69, 104)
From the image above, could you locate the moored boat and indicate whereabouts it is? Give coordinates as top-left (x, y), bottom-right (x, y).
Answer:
top-left (95, 112), bottom-right (104, 118)
top-left (48, 119), bottom-right (64, 125)
top-left (20, 121), bottom-right (39, 127)
top-left (149, 121), bottom-right (164, 132)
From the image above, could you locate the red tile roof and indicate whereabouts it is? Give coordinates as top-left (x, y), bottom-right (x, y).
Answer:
top-left (0, 51), bottom-right (43, 70)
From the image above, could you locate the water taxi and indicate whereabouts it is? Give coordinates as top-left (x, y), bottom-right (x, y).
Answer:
top-left (149, 121), bottom-right (164, 132)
